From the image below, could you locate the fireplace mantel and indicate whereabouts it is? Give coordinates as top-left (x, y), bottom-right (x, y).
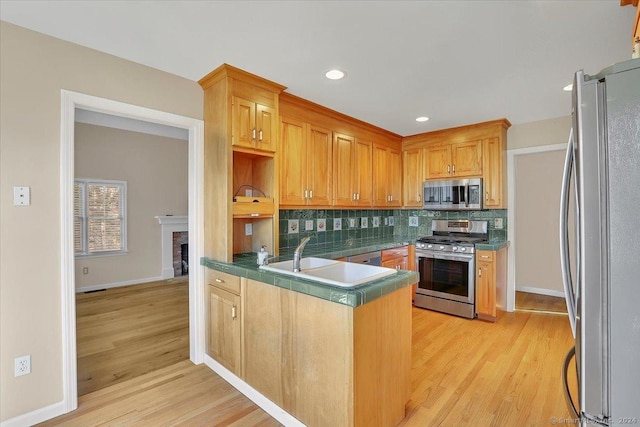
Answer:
top-left (155, 216), bottom-right (188, 279)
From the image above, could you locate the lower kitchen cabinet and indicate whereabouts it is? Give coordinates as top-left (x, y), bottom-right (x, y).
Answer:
top-left (381, 246), bottom-right (410, 270)
top-left (475, 248), bottom-right (507, 322)
top-left (206, 270), bottom-right (242, 376)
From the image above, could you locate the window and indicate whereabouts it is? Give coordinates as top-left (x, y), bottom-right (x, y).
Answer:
top-left (74, 179), bottom-right (127, 257)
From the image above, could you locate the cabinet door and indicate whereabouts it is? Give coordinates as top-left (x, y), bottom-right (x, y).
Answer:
top-left (476, 255), bottom-right (496, 320)
top-left (372, 144), bottom-right (388, 206)
top-left (451, 140), bottom-right (482, 177)
top-left (354, 139), bottom-right (373, 206)
top-left (208, 285), bottom-right (241, 375)
top-left (307, 125), bottom-right (333, 206)
top-left (388, 149), bottom-right (402, 206)
top-left (403, 148), bottom-right (424, 207)
top-left (482, 137), bottom-right (503, 208)
top-left (425, 144), bottom-right (451, 179)
top-left (333, 133), bottom-right (356, 206)
top-left (280, 118), bottom-right (307, 206)
top-left (232, 96), bottom-right (256, 149)
top-left (256, 104), bottom-right (276, 152)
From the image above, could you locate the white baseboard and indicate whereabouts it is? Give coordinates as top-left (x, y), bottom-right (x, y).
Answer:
top-left (203, 354), bottom-right (305, 427)
top-left (76, 276), bottom-right (164, 293)
top-left (0, 400), bottom-right (66, 427)
top-left (516, 285), bottom-right (565, 298)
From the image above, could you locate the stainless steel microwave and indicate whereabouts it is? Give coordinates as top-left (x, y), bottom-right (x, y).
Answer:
top-left (422, 178), bottom-right (482, 210)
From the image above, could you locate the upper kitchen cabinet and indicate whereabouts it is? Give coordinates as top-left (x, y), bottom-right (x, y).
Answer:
top-left (403, 148), bottom-right (425, 207)
top-left (333, 134), bottom-right (373, 207)
top-left (403, 119), bottom-right (510, 209)
top-left (424, 140), bottom-right (482, 179)
top-left (233, 97), bottom-right (276, 152)
top-left (279, 93), bottom-right (402, 209)
top-left (373, 144), bottom-right (402, 207)
top-left (199, 64), bottom-right (286, 261)
top-left (280, 117), bottom-right (332, 207)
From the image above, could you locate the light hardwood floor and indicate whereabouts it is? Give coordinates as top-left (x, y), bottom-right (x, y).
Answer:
top-left (43, 288), bottom-right (577, 426)
top-left (516, 290), bottom-right (568, 313)
top-left (76, 278), bottom-right (190, 395)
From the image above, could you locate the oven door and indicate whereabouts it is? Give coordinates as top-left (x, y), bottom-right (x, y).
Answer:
top-left (415, 251), bottom-right (475, 304)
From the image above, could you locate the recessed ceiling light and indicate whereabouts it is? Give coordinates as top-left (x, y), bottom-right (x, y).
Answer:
top-left (325, 69), bottom-right (345, 80)
top-left (563, 84), bottom-right (573, 91)
top-left (416, 116), bottom-right (430, 122)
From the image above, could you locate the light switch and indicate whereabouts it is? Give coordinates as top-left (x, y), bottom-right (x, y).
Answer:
top-left (245, 223), bottom-right (253, 236)
top-left (13, 186), bottom-right (31, 206)
top-left (494, 218), bottom-right (504, 229)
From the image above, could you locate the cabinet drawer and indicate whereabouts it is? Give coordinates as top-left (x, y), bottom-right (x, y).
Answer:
top-left (233, 200), bottom-right (274, 218)
top-left (381, 246), bottom-right (409, 261)
top-left (206, 269), bottom-right (241, 295)
top-left (476, 251), bottom-right (494, 263)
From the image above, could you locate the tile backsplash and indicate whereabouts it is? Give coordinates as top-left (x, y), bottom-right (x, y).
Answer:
top-left (279, 209), bottom-right (396, 250)
top-left (279, 209), bottom-right (508, 250)
top-left (393, 209), bottom-right (508, 241)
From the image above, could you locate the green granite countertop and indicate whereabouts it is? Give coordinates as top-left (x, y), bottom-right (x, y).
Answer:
top-left (200, 237), bottom-right (418, 308)
top-left (475, 240), bottom-right (510, 251)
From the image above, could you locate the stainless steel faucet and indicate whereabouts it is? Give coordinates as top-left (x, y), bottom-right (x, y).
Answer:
top-left (292, 236), bottom-right (311, 272)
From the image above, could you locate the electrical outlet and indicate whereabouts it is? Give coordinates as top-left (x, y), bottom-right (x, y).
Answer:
top-left (494, 218), bottom-right (504, 230)
top-left (83, 267), bottom-right (89, 275)
top-left (245, 223), bottom-right (253, 236)
top-left (15, 355), bottom-right (31, 377)
top-left (245, 189), bottom-right (252, 197)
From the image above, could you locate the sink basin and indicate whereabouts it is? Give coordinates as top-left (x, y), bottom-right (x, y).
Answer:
top-left (265, 257), bottom-right (339, 272)
top-left (259, 257), bottom-right (397, 288)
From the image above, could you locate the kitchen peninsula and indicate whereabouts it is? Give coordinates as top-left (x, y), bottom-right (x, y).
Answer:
top-left (202, 240), bottom-right (417, 427)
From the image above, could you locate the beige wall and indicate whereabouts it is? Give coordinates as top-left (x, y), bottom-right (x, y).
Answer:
top-left (74, 123), bottom-right (188, 289)
top-left (508, 115), bottom-right (571, 150)
top-left (509, 115), bottom-right (573, 295)
top-left (0, 21), bottom-right (202, 422)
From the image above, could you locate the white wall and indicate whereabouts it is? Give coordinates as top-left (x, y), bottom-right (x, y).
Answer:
top-left (0, 21), bottom-right (202, 422)
top-left (74, 123), bottom-right (188, 290)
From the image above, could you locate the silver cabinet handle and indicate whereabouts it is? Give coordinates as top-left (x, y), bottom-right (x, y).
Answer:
top-left (417, 194), bottom-right (421, 202)
top-left (215, 278), bottom-right (224, 283)
top-left (231, 305), bottom-right (237, 319)
top-left (251, 128), bottom-right (256, 140)
top-left (486, 191), bottom-right (489, 201)
top-left (309, 189), bottom-right (313, 199)
top-left (480, 255), bottom-right (490, 259)
top-left (447, 165), bottom-right (451, 173)
top-left (453, 164), bottom-right (456, 173)
top-left (259, 129), bottom-right (263, 141)
top-left (353, 193), bottom-right (357, 201)
top-left (356, 192), bottom-right (360, 201)
top-left (478, 269), bottom-right (482, 277)
top-left (304, 189), bottom-right (308, 199)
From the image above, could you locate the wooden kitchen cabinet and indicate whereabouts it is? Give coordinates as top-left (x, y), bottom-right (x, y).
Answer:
top-left (403, 148), bottom-right (425, 207)
top-left (280, 117), bottom-right (332, 206)
top-left (381, 246), bottom-right (410, 270)
top-left (232, 96), bottom-right (277, 152)
top-left (425, 140), bottom-right (482, 179)
top-left (206, 270), bottom-right (242, 376)
top-left (334, 134), bottom-right (373, 207)
top-left (373, 144), bottom-right (402, 207)
top-left (403, 119), bottom-right (510, 209)
top-left (475, 248), bottom-right (507, 322)
top-left (199, 64), bottom-right (285, 261)
top-left (482, 136), bottom-right (506, 208)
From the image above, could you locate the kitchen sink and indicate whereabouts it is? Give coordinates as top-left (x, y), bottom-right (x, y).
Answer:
top-left (259, 257), bottom-right (397, 288)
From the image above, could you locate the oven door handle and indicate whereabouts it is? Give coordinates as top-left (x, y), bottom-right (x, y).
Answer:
top-left (428, 253), bottom-right (473, 263)
top-left (465, 183), bottom-right (469, 208)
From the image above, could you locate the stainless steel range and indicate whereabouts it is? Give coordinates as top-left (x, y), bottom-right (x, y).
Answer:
top-left (414, 220), bottom-right (488, 319)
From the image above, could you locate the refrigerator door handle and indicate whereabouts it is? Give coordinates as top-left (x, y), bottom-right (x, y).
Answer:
top-left (560, 128), bottom-right (577, 338)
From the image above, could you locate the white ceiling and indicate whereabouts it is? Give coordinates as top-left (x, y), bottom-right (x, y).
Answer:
top-left (1, 1), bottom-right (636, 135)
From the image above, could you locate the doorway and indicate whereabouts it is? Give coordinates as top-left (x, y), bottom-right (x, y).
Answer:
top-left (60, 90), bottom-right (204, 413)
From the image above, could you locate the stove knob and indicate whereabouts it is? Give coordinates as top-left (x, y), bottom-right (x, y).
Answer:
top-left (452, 246), bottom-right (458, 252)
top-left (459, 247), bottom-right (466, 252)
top-left (439, 245), bottom-right (445, 250)
top-left (427, 244), bottom-right (433, 249)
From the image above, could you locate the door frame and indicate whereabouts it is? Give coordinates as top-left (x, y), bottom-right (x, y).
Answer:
top-left (60, 90), bottom-right (204, 412)
top-left (506, 143), bottom-right (567, 312)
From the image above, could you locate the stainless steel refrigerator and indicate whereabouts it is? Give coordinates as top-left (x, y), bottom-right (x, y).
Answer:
top-left (560, 59), bottom-right (640, 426)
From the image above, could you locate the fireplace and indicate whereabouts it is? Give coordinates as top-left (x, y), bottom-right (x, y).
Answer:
top-left (155, 216), bottom-right (188, 279)
top-left (172, 232), bottom-right (188, 276)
